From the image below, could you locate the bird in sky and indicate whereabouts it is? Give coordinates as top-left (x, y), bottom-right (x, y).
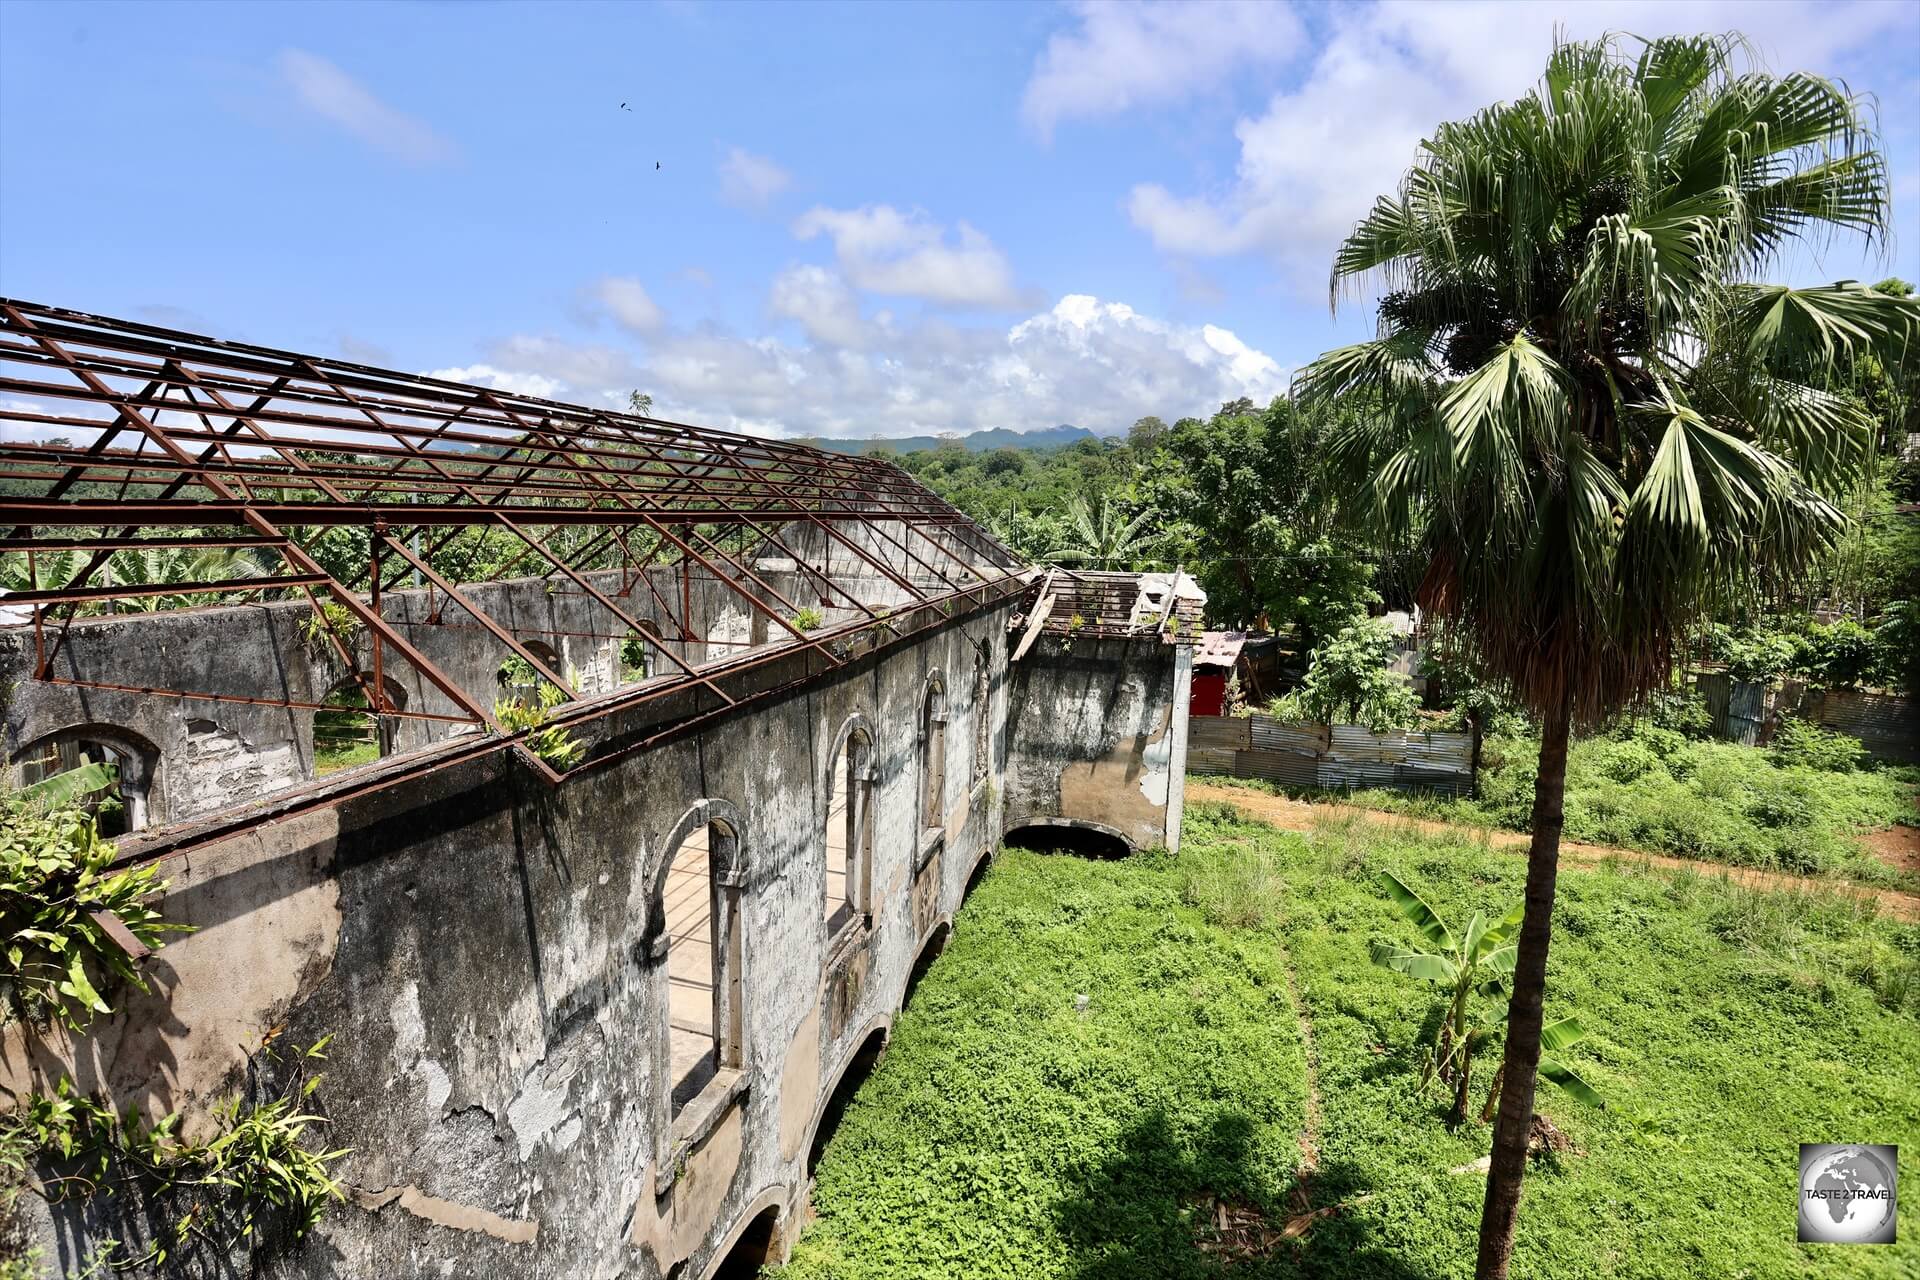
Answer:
top-left (655, 161), bottom-right (662, 170)
top-left (619, 102), bottom-right (630, 111)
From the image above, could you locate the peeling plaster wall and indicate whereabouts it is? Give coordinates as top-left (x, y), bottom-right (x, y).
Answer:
top-left (1002, 634), bottom-right (1195, 852)
top-left (5, 605), bottom-right (1025, 1280)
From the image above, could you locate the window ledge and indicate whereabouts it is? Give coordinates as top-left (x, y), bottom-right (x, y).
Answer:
top-left (825, 918), bottom-right (870, 973)
top-left (661, 1068), bottom-right (747, 1190)
top-left (916, 827), bottom-right (945, 870)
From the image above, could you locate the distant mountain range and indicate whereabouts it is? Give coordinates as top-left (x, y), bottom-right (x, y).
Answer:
top-left (800, 424), bottom-right (1099, 455)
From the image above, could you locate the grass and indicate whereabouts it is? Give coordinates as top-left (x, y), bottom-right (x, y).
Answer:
top-left (313, 739), bottom-right (378, 776)
top-left (778, 803), bottom-right (1920, 1279)
top-left (1211, 726), bottom-right (1920, 889)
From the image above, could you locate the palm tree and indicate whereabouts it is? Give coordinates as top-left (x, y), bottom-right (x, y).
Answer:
top-left (1045, 495), bottom-right (1166, 570)
top-left (1297, 33), bottom-right (1913, 1279)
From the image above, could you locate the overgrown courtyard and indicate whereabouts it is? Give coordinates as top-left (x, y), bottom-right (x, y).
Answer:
top-left (778, 803), bottom-right (1920, 1279)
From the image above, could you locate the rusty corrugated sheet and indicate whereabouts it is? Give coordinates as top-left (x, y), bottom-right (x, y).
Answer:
top-left (1249, 715), bottom-right (1328, 754)
top-left (1233, 748), bottom-right (1320, 787)
top-left (1190, 716), bottom-right (1253, 750)
top-left (1815, 689), bottom-right (1920, 764)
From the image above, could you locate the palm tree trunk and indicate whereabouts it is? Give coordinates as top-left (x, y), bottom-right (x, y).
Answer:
top-left (1474, 686), bottom-right (1573, 1280)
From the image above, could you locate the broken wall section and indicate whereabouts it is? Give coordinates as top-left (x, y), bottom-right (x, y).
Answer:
top-left (1003, 633), bottom-right (1194, 853)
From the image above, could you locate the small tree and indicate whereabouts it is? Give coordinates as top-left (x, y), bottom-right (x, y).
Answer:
top-left (1371, 872), bottom-right (1600, 1129)
top-left (1275, 618), bottom-right (1418, 731)
top-left (1045, 495), bottom-right (1166, 570)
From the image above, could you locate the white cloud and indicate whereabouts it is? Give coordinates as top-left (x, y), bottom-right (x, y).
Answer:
top-left (718, 146), bottom-right (793, 209)
top-left (0, 395), bottom-right (102, 444)
top-left (420, 364), bottom-right (565, 400)
top-left (769, 265), bottom-right (871, 349)
top-left (278, 49), bottom-right (457, 166)
top-left (793, 205), bottom-right (1025, 309)
top-left (590, 276), bottom-right (666, 335)
top-left (1022, 0), bottom-right (1305, 138)
top-left (464, 293), bottom-right (1284, 439)
top-left (1127, 1), bottom-right (1914, 288)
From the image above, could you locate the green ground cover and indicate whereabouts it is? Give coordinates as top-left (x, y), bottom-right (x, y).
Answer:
top-left (1208, 725), bottom-right (1920, 889)
top-left (777, 804), bottom-right (1920, 1279)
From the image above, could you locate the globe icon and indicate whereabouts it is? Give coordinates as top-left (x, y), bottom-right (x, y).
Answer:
top-left (1801, 1145), bottom-right (1897, 1244)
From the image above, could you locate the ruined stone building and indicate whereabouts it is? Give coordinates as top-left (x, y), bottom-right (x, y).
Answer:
top-left (0, 300), bottom-right (1200, 1277)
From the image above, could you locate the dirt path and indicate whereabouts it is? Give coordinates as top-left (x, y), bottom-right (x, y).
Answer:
top-left (1187, 781), bottom-right (1920, 922)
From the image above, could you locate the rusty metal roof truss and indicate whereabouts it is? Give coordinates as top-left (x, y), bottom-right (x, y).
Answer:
top-left (0, 299), bottom-right (1029, 787)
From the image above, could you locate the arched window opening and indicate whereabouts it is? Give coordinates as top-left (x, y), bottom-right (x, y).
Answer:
top-left (824, 726), bottom-right (874, 940)
top-left (620, 619), bottom-right (662, 685)
top-left (13, 727), bottom-right (156, 835)
top-left (919, 677), bottom-right (946, 836)
top-left (314, 675), bottom-right (404, 776)
top-left (971, 645), bottom-right (990, 788)
top-left (663, 817), bottom-right (745, 1114)
top-left (497, 639), bottom-right (562, 700)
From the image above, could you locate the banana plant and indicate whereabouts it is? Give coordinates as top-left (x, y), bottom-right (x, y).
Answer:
top-left (1370, 871), bottom-right (1600, 1127)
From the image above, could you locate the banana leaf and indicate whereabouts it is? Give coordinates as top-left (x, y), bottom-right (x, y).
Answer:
top-left (16, 758), bottom-right (119, 809)
top-left (1377, 870), bottom-right (1456, 950)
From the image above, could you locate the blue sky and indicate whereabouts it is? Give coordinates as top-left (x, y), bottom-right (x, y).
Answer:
top-left (2, 0), bottom-right (1915, 439)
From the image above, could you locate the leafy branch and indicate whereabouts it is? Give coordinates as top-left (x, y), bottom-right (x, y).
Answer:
top-left (1, 800), bottom-right (189, 1032)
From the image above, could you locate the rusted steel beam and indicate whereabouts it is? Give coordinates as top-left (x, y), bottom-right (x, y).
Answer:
top-left (38, 676), bottom-right (478, 723)
top-left (375, 532), bottom-right (579, 699)
top-left (0, 534), bottom-right (284, 552)
top-left (488, 514), bottom-right (737, 706)
top-left (1, 302), bottom-right (506, 736)
top-left (4, 572), bottom-right (327, 605)
top-left (0, 297), bottom-right (1032, 790)
top-left (0, 498), bottom-right (952, 526)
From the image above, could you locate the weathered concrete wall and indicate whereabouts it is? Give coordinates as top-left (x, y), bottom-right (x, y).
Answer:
top-left (0, 564), bottom-right (816, 825)
top-left (1002, 634), bottom-right (1193, 853)
top-left (3, 603), bottom-right (1017, 1279)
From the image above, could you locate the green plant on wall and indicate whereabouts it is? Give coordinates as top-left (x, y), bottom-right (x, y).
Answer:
top-left (620, 629), bottom-right (653, 682)
top-left (3, 1037), bottom-right (349, 1267)
top-left (298, 601), bottom-right (361, 661)
top-left (493, 689), bottom-right (586, 771)
top-left (0, 800), bottom-right (189, 1032)
top-left (791, 606), bottom-right (824, 633)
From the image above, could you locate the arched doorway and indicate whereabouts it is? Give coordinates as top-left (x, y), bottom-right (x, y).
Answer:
top-left (708, 1202), bottom-right (783, 1278)
top-left (1002, 821), bottom-right (1132, 859)
top-left (314, 674), bottom-right (406, 776)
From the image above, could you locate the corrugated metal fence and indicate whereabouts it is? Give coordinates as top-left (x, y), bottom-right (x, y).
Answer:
top-left (1809, 688), bottom-right (1919, 764)
top-left (1695, 673), bottom-right (1917, 763)
top-left (1189, 714), bottom-right (1476, 797)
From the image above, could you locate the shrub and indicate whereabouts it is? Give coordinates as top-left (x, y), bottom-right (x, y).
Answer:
top-left (1705, 624), bottom-right (1798, 683)
top-left (1647, 686), bottom-right (1714, 738)
top-left (1180, 846), bottom-right (1287, 928)
top-left (7, 1038), bottom-right (348, 1267)
top-left (1767, 718), bottom-right (1866, 773)
top-left (0, 802), bottom-right (188, 1031)
top-left (1596, 740), bottom-right (1662, 784)
top-left (1801, 618), bottom-right (1881, 689)
top-left (494, 687), bottom-right (585, 770)
top-left (792, 606), bottom-right (824, 632)
top-left (1274, 618), bottom-right (1418, 732)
